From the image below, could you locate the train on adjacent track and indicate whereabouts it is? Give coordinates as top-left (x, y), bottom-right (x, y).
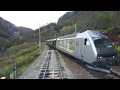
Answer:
top-left (46, 30), bottom-right (118, 68)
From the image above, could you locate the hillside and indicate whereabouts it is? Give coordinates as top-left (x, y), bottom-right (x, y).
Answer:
top-left (0, 17), bottom-right (16, 38)
top-left (57, 11), bottom-right (80, 26)
top-left (0, 17), bottom-right (33, 39)
top-left (17, 26), bottom-right (33, 35)
top-left (56, 11), bottom-right (120, 45)
top-left (27, 11), bottom-right (120, 44)
top-left (34, 11), bottom-right (120, 60)
top-left (0, 17), bottom-right (33, 51)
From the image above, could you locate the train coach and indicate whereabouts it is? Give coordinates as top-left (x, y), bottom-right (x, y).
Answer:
top-left (46, 38), bottom-right (57, 48)
top-left (46, 30), bottom-right (117, 68)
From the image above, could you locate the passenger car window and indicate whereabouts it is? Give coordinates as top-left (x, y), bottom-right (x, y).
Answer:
top-left (86, 41), bottom-right (90, 45)
top-left (84, 39), bottom-right (87, 45)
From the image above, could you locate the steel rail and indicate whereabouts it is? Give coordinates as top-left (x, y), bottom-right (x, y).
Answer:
top-left (39, 49), bottom-right (67, 79)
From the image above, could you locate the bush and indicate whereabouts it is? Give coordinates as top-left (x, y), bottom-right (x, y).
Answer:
top-left (116, 46), bottom-right (120, 51)
top-left (5, 42), bottom-right (37, 56)
top-left (116, 46), bottom-right (120, 58)
top-left (1, 65), bottom-right (13, 78)
top-left (118, 34), bottom-right (120, 39)
top-left (16, 49), bottom-right (39, 77)
top-left (0, 42), bottom-right (39, 78)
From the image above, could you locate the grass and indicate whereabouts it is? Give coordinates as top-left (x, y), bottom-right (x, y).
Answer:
top-left (116, 45), bottom-right (120, 58)
top-left (16, 48), bottom-right (39, 67)
top-left (1, 65), bottom-right (13, 78)
top-left (0, 42), bottom-right (44, 78)
top-left (2, 42), bottom-right (37, 56)
top-left (116, 46), bottom-right (120, 51)
top-left (118, 34), bottom-right (120, 39)
top-left (16, 61), bottom-right (34, 77)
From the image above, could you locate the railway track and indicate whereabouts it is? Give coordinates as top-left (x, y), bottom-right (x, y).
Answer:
top-left (39, 49), bottom-right (68, 79)
top-left (58, 49), bottom-right (120, 79)
top-left (19, 45), bottom-right (120, 79)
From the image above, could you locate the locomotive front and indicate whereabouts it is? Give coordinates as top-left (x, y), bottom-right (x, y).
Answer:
top-left (89, 31), bottom-right (117, 68)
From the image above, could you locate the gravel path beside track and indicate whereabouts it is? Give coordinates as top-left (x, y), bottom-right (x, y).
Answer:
top-left (19, 45), bottom-right (120, 79)
top-left (60, 52), bottom-right (120, 79)
top-left (19, 45), bottom-right (49, 79)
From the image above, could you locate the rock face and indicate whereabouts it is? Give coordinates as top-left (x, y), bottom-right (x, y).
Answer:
top-left (0, 17), bottom-right (16, 38)
top-left (17, 26), bottom-right (33, 36)
top-left (0, 17), bottom-right (33, 39)
top-left (57, 11), bottom-right (80, 26)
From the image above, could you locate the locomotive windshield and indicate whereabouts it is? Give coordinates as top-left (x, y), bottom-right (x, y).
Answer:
top-left (93, 38), bottom-right (114, 50)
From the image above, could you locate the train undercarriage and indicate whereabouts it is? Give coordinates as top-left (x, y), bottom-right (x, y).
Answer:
top-left (92, 58), bottom-right (119, 69)
top-left (86, 58), bottom-right (120, 75)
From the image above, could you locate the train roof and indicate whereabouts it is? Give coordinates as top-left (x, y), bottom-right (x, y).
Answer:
top-left (76, 30), bottom-right (106, 38)
top-left (46, 38), bottom-right (57, 41)
top-left (86, 30), bottom-right (106, 38)
top-left (58, 33), bottom-right (77, 39)
top-left (46, 30), bottom-right (107, 41)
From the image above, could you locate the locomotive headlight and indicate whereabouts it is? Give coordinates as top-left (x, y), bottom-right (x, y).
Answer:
top-left (100, 57), bottom-right (102, 59)
top-left (113, 56), bottom-right (115, 58)
top-left (97, 56), bottom-right (102, 59)
top-left (97, 57), bottom-right (100, 59)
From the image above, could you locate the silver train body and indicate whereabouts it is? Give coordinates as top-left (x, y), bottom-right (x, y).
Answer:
top-left (46, 30), bottom-right (117, 68)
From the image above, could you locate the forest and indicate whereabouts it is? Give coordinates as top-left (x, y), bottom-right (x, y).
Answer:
top-left (1, 11), bottom-right (120, 78)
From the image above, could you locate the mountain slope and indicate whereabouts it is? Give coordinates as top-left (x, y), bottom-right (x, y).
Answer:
top-left (17, 26), bottom-right (33, 35)
top-left (57, 11), bottom-right (120, 32)
top-left (0, 16), bottom-right (34, 51)
top-left (57, 11), bottom-right (80, 26)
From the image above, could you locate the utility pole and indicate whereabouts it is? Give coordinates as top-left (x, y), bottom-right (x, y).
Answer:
top-left (73, 24), bottom-right (77, 33)
top-left (39, 23), bottom-right (41, 54)
top-left (75, 24), bottom-right (76, 33)
top-left (13, 52), bottom-right (16, 79)
top-left (10, 52), bottom-right (16, 79)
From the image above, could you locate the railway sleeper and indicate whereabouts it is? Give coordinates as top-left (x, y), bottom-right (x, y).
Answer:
top-left (39, 69), bottom-right (68, 79)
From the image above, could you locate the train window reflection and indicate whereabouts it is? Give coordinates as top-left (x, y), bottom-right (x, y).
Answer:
top-left (86, 41), bottom-right (90, 45)
top-left (94, 38), bottom-right (113, 49)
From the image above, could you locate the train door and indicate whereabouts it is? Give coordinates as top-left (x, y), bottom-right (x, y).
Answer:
top-left (75, 38), bottom-right (80, 58)
top-left (79, 38), bottom-right (84, 61)
top-left (75, 38), bottom-right (91, 62)
top-left (76, 38), bottom-right (94, 64)
top-left (83, 38), bottom-right (93, 63)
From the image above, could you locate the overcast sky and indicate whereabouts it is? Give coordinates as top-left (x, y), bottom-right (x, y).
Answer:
top-left (0, 11), bottom-right (69, 30)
